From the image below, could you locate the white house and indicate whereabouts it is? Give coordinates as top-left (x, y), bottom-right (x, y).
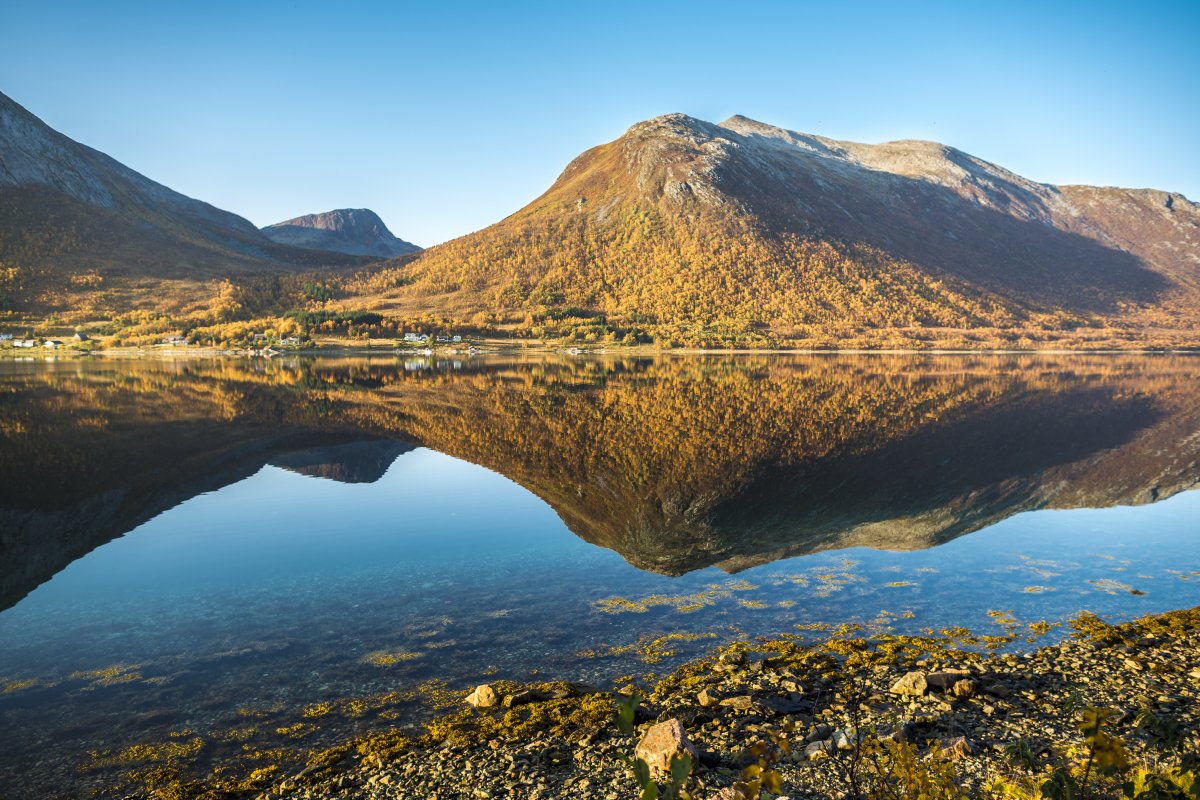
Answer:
top-left (43, 340), bottom-right (62, 349)
top-left (0, 333), bottom-right (12, 341)
top-left (403, 332), bottom-right (427, 342)
top-left (13, 339), bottom-right (35, 348)
top-left (281, 336), bottom-right (300, 346)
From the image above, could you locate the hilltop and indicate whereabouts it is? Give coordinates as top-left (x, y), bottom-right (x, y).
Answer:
top-left (262, 208), bottom-right (419, 258)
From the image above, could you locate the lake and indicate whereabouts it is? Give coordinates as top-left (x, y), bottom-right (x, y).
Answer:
top-left (1, 353), bottom-right (1198, 798)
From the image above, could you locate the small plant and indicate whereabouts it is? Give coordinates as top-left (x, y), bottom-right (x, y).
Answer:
top-left (990, 704), bottom-right (1200, 800)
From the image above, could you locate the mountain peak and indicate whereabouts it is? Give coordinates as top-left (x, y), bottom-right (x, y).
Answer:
top-left (261, 208), bottom-right (419, 258)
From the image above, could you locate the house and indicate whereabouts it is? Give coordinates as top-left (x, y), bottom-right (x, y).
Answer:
top-left (73, 332), bottom-right (89, 342)
top-left (281, 336), bottom-right (300, 346)
top-left (162, 336), bottom-right (188, 346)
top-left (0, 334), bottom-right (12, 341)
top-left (403, 332), bottom-right (427, 342)
top-left (452, 335), bottom-right (462, 342)
top-left (43, 340), bottom-right (62, 349)
top-left (253, 333), bottom-right (267, 342)
top-left (13, 339), bottom-right (35, 348)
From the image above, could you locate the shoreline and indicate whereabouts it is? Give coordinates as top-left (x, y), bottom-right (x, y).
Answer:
top-left (95, 607), bottom-right (1199, 800)
top-left (4, 343), bottom-right (1200, 361)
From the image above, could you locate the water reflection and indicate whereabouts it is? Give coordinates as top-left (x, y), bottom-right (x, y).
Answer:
top-left (2, 354), bottom-right (1198, 609)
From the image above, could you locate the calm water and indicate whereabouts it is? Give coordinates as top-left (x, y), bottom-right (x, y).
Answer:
top-left (1, 354), bottom-right (1198, 797)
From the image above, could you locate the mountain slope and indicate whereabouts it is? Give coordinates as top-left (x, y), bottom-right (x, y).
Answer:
top-left (262, 208), bottom-right (419, 258)
top-left (353, 113), bottom-right (1200, 344)
top-left (0, 91), bottom-right (359, 283)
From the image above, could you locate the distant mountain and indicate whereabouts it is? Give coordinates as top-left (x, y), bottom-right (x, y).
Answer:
top-left (357, 113), bottom-right (1200, 343)
top-left (0, 90), bottom-right (359, 282)
top-left (262, 208), bottom-right (419, 258)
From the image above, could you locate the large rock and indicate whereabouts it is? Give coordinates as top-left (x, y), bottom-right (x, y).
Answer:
top-left (635, 719), bottom-right (698, 775)
top-left (890, 671), bottom-right (929, 697)
top-left (926, 669), bottom-right (972, 691)
top-left (465, 684), bottom-right (498, 708)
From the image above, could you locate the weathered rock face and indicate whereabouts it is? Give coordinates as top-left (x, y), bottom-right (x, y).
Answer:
top-left (634, 718), bottom-right (698, 774)
top-left (262, 208), bottom-right (420, 258)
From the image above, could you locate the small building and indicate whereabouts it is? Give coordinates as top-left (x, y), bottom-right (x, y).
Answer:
top-left (253, 333), bottom-right (267, 342)
top-left (403, 332), bottom-right (426, 343)
top-left (162, 336), bottom-right (188, 346)
top-left (281, 336), bottom-right (300, 346)
top-left (43, 340), bottom-right (62, 349)
top-left (13, 339), bottom-right (35, 348)
top-left (73, 332), bottom-right (90, 342)
top-left (0, 333), bottom-right (12, 341)
top-left (452, 335), bottom-right (462, 342)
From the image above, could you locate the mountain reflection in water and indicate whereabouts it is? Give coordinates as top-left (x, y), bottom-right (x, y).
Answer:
top-left (2, 353), bottom-right (1198, 611)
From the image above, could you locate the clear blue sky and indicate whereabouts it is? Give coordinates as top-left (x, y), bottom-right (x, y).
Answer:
top-left (2, 0), bottom-right (1197, 246)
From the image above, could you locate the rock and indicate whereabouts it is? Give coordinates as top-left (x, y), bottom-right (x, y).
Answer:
top-left (719, 695), bottom-right (754, 711)
top-left (940, 735), bottom-right (973, 761)
top-left (697, 688), bottom-right (722, 708)
top-left (805, 723), bottom-right (833, 742)
top-left (926, 670), bottom-right (971, 691)
top-left (635, 719), bottom-right (698, 775)
top-left (503, 690), bottom-right (543, 709)
top-left (804, 740), bottom-right (831, 760)
top-left (756, 695), bottom-right (804, 716)
top-left (890, 671), bottom-right (929, 697)
top-left (466, 684), bottom-right (499, 708)
top-left (952, 679), bottom-right (977, 698)
top-left (831, 728), bottom-right (857, 750)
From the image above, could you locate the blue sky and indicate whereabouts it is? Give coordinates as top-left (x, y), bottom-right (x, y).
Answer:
top-left (2, 0), bottom-right (1197, 245)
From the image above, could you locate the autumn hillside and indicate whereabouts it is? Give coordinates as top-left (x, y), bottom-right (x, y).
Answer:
top-left (348, 114), bottom-right (1200, 347)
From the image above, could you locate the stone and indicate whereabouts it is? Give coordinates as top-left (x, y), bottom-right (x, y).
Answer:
top-left (697, 688), bottom-right (722, 708)
top-left (804, 740), bottom-right (831, 760)
top-left (952, 679), bottom-right (977, 698)
top-left (719, 695), bottom-right (754, 711)
top-left (634, 719), bottom-right (698, 775)
top-left (926, 670), bottom-right (971, 691)
top-left (890, 671), bottom-right (929, 697)
top-left (940, 735), bottom-right (973, 761)
top-left (503, 690), bottom-right (543, 709)
top-left (466, 684), bottom-right (499, 708)
top-left (831, 728), bottom-right (857, 750)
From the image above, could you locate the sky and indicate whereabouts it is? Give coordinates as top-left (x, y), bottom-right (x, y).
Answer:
top-left (2, 0), bottom-right (1198, 246)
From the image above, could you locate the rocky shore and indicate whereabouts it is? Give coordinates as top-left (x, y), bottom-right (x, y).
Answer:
top-left (221, 607), bottom-right (1200, 800)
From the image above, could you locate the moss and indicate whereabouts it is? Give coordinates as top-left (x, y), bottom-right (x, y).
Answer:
top-left (302, 701), bottom-right (334, 718)
top-left (1, 677), bottom-right (39, 693)
top-left (363, 649), bottom-right (424, 666)
top-left (425, 687), bottom-right (614, 748)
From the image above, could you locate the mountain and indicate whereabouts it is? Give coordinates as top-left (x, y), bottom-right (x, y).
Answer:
top-left (353, 113), bottom-right (1200, 345)
top-left (0, 91), bottom-right (360, 285)
top-left (261, 208), bottom-right (419, 258)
